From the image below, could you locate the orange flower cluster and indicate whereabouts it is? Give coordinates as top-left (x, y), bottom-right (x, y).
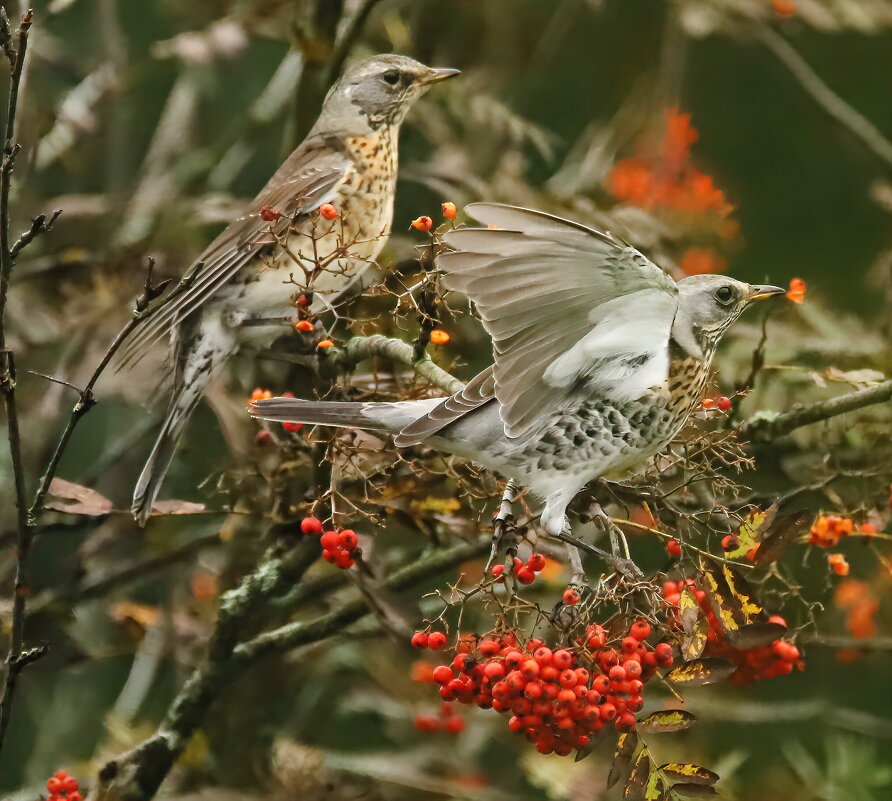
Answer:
top-left (834, 580), bottom-right (878, 639)
top-left (787, 277), bottom-right (806, 303)
top-left (605, 109), bottom-right (735, 220)
top-left (809, 515), bottom-right (854, 547)
top-left (681, 248), bottom-right (727, 276)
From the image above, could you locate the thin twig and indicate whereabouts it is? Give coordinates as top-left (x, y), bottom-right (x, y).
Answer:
top-left (752, 21), bottom-right (892, 169)
top-left (323, 0), bottom-right (385, 88)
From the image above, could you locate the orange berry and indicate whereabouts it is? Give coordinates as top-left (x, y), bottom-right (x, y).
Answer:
top-left (259, 205), bottom-right (281, 222)
top-left (787, 277), bottom-right (806, 303)
top-left (441, 201), bottom-right (457, 220)
top-left (319, 203), bottom-right (338, 220)
top-left (317, 339), bottom-right (334, 349)
top-left (701, 397), bottom-right (715, 409)
top-left (429, 328), bottom-right (450, 345)
top-left (411, 215), bottom-right (433, 232)
top-left (772, 0), bottom-right (796, 17)
top-left (294, 319), bottom-right (314, 332)
top-left (828, 553), bottom-right (850, 576)
top-left (250, 388), bottom-right (272, 401)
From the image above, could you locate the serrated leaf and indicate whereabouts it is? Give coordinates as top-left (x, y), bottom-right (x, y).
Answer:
top-left (637, 709), bottom-right (698, 733)
top-left (724, 503), bottom-right (776, 558)
top-left (721, 564), bottom-right (763, 624)
top-left (607, 731), bottom-right (638, 789)
top-left (679, 588), bottom-right (707, 661)
top-left (671, 783), bottom-right (717, 798)
top-left (659, 763), bottom-right (719, 785)
top-left (753, 510), bottom-right (812, 566)
top-left (725, 621), bottom-right (786, 649)
top-left (667, 658), bottom-right (735, 686)
top-left (624, 748), bottom-right (651, 801)
top-left (645, 772), bottom-right (665, 801)
top-left (699, 563), bottom-right (744, 638)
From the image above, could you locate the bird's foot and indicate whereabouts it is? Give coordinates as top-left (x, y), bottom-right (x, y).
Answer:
top-left (589, 502), bottom-right (632, 561)
top-left (486, 481), bottom-right (518, 573)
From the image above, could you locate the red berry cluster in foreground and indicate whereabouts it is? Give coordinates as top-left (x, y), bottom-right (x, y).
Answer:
top-left (663, 578), bottom-right (804, 684)
top-left (300, 517), bottom-right (360, 569)
top-left (490, 553), bottom-right (547, 585)
top-left (414, 701), bottom-right (465, 734)
top-left (46, 770), bottom-right (81, 801)
top-left (413, 621), bottom-right (673, 757)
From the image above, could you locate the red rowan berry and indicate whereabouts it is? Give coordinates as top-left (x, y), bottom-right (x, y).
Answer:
top-left (527, 553), bottom-right (546, 572)
top-left (521, 659), bottom-right (540, 679)
top-left (609, 665), bottom-right (627, 682)
top-left (429, 329), bottom-right (450, 345)
top-left (562, 588), bottom-right (581, 606)
top-left (616, 712), bottom-right (637, 732)
top-left (317, 339), bottom-right (334, 349)
top-left (630, 620), bottom-right (652, 640)
top-left (410, 216), bottom-right (433, 232)
top-left (621, 636), bottom-right (639, 654)
top-left (479, 638), bottom-right (500, 657)
top-left (533, 646), bottom-right (553, 666)
top-left (428, 631), bottom-right (447, 650)
top-left (721, 534), bottom-right (738, 551)
top-left (593, 674), bottom-right (611, 694)
top-left (666, 539), bottom-right (682, 557)
top-left (432, 665), bottom-right (453, 684)
top-left (294, 319), bottom-right (314, 332)
top-left (300, 517), bottom-right (323, 536)
top-left (441, 201), bottom-right (458, 220)
top-left (282, 421), bottom-right (303, 433)
top-left (654, 642), bottom-right (674, 665)
top-left (516, 566), bottom-right (536, 585)
top-left (414, 714), bottom-right (439, 731)
top-left (600, 702), bottom-right (617, 721)
top-left (338, 529), bottom-right (358, 549)
top-left (484, 662), bottom-right (505, 681)
top-left (319, 203), bottom-right (338, 220)
top-left (320, 530), bottom-right (339, 550)
top-left (553, 649), bottom-right (573, 670)
top-left (259, 205), bottom-right (281, 221)
top-left (411, 631), bottom-right (429, 648)
top-left (47, 779), bottom-right (63, 795)
top-left (623, 660), bottom-right (642, 679)
top-left (490, 564), bottom-right (504, 578)
top-left (717, 396), bottom-right (732, 412)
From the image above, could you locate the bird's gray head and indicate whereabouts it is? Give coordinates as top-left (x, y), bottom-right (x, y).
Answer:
top-left (315, 54), bottom-right (459, 133)
top-left (674, 274), bottom-right (785, 353)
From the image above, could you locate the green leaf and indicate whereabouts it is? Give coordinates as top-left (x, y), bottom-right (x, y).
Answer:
top-left (637, 710), bottom-right (698, 734)
top-left (645, 772), bottom-right (666, 801)
top-left (667, 658), bottom-right (735, 686)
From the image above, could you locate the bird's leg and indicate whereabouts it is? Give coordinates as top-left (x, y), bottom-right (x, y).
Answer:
top-left (562, 523), bottom-right (586, 586)
top-left (486, 481), bottom-right (518, 573)
top-left (589, 501), bottom-right (631, 561)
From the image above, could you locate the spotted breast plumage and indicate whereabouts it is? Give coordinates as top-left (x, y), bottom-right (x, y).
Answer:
top-left (126, 55), bottom-right (459, 524)
top-left (249, 203), bottom-right (785, 541)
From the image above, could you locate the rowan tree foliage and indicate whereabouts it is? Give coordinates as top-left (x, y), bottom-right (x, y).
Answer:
top-left (1, 3), bottom-right (891, 801)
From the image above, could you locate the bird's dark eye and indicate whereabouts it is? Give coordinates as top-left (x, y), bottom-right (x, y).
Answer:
top-left (715, 285), bottom-right (735, 305)
top-left (382, 70), bottom-right (401, 86)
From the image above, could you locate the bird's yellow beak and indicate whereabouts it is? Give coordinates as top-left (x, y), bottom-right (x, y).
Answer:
top-left (420, 67), bottom-right (461, 84)
top-left (746, 284), bottom-right (786, 302)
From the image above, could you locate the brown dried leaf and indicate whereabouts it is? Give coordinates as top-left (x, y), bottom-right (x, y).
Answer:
top-left (753, 510), bottom-right (812, 566)
top-left (725, 621), bottom-right (787, 650)
top-left (699, 562), bottom-right (744, 638)
top-left (46, 478), bottom-right (113, 517)
top-left (721, 564), bottom-right (762, 625)
top-left (679, 588), bottom-right (707, 661)
top-left (659, 763), bottom-right (719, 786)
top-left (637, 709), bottom-right (698, 734)
top-left (671, 783), bottom-right (717, 798)
top-left (607, 731), bottom-right (638, 789)
top-left (624, 748), bottom-right (651, 801)
top-left (667, 658), bottom-right (735, 686)
top-left (151, 499), bottom-right (206, 515)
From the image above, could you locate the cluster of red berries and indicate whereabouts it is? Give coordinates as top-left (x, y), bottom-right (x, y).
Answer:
top-left (411, 629), bottom-right (448, 650)
top-left (413, 621), bottom-right (673, 756)
top-left (251, 389), bottom-right (301, 434)
top-left (413, 701), bottom-right (465, 734)
top-left (300, 517), bottom-right (360, 569)
top-left (702, 396), bottom-right (732, 412)
top-left (46, 770), bottom-right (80, 801)
top-left (663, 578), bottom-right (804, 685)
top-left (490, 553), bottom-right (547, 585)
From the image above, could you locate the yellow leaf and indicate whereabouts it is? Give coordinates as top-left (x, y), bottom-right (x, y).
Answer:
top-left (667, 658), bottom-right (735, 686)
top-left (659, 763), bottom-right (719, 786)
top-left (637, 710), bottom-right (698, 733)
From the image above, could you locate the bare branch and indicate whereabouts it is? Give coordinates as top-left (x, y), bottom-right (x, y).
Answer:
top-left (9, 209), bottom-right (62, 258)
top-left (739, 379), bottom-right (892, 442)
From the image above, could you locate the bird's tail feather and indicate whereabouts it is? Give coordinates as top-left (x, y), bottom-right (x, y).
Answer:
top-left (250, 397), bottom-right (439, 434)
top-left (131, 382), bottom-right (204, 526)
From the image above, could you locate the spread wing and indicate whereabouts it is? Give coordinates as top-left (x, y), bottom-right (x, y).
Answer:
top-left (116, 139), bottom-right (353, 371)
top-left (403, 203), bottom-right (679, 443)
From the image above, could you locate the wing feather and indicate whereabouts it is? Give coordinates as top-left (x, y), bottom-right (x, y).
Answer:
top-left (409, 203), bottom-right (678, 441)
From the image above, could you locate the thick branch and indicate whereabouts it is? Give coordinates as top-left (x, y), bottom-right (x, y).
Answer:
top-left (753, 21), bottom-right (892, 169)
top-left (339, 333), bottom-right (465, 395)
top-left (91, 537), bottom-right (487, 801)
top-left (739, 380), bottom-right (892, 442)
